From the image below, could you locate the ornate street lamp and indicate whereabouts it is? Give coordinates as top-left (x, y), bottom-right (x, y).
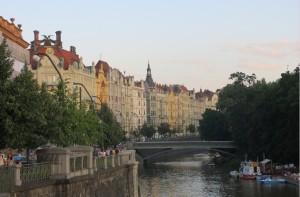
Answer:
top-left (32, 52), bottom-right (63, 83)
top-left (33, 52), bottom-right (64, 102)
top-left (73, 82), bottom-right (94, 108)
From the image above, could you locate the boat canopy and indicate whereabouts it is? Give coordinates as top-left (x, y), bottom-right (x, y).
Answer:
top-left (261, 159), bottom-right (271, 164)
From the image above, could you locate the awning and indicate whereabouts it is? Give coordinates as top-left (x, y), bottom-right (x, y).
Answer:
top-left (261, 159), bottom-right (271, 164)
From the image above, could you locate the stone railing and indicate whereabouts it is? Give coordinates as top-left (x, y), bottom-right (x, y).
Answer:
top-left (0, 146), bottom-right (137, 193)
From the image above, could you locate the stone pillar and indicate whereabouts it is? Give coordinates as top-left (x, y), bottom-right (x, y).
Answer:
top-left (67, 146), bottom-right (94, 174)
top-left (120, 152), bottom-right (130, 165)
top-left (93, 157), bottom-right (97, 172)
top-left (116, 155), bottom-right (121, 166)
top-left (112, 155), bottom-right (115, 168)
top-left (36, 147), bottom-right (71, 179)
top-left (104, 157), bottom-right (107, 169)
top-left (132, 162), bottom-right (139, 197)
top-left (15, 165), bottom-right (22, 186)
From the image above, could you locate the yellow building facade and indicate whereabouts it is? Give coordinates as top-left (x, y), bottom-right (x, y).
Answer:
top-left (95, 61), bottom-right (109, 109)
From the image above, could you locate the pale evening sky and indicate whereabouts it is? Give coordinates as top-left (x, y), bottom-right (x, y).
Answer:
top-left (1, 0), bottom-right (299, 91)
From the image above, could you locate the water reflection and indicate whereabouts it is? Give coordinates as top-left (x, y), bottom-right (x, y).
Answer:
top-left (138, 154), bottom-right (299, 197)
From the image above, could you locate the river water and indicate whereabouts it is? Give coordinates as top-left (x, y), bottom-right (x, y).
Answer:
top-left (138, 153), bottom-right (299, 197)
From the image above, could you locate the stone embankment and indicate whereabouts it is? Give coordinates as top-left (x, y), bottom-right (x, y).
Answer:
top-left (0, 146), bottom-right (139, 197)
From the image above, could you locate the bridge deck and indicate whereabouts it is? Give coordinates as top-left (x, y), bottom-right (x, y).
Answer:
top-left (130, 141), bottom-right (236, 149)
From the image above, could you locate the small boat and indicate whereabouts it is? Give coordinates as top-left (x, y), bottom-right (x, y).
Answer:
top-left (202, 162), bottom-right (215, 169)
top-left (261, 177), bottom-right (286, 184)
top-left (229, 170), bottom-right (239, 178)
top-left (239, 161), bottom-right (261, 180)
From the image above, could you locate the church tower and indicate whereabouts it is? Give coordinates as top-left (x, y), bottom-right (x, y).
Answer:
top-left (145, 61), bottom-right (155, 87)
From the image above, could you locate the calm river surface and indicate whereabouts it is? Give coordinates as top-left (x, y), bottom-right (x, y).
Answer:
top-left (138, 154), bottom-right (299, 197)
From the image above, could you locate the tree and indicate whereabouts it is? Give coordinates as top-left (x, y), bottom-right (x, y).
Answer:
top-left (157, 122), bottom-right (171, 136)
top-left (215, 70), bottom-right (299, 164)
top-left (187, 124), bottom-right (196, 133)
top-left (140, 123), bottom-right (155, 139)
top-left (0, 39), bottom-right (14, 148)
top-left (97, 103), bottom-right (124, 147)
top-left (4, 64), bottom-right (50, 151)
top-left (199, 109), bottom-right (230, 141)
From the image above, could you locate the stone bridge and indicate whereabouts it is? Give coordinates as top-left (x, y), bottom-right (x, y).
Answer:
top-left (127, 141), bottom-right (236, 163)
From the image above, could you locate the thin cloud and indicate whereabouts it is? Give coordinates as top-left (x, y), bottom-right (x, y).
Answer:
top-left (219, 40), bottom-right (300, 58)
top-left (162, 58), bottom-right (216, 73)
top-left (237, 61), bottom-right (280, 71)
top-left (237, 40), bottom-right (300, 58)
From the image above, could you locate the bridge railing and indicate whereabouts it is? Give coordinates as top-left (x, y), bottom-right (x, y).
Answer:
top-left (0, 147), bottom-right (137, 193)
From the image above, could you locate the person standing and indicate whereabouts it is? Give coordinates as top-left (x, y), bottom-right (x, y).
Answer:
top-left (0, 153), bottom-right (4, 166)
top-left (6, 153), bottom-right (14, 166)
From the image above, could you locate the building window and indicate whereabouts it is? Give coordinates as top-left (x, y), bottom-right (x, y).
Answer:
top-left (138, 93), bottom-right (141, 97)
top-left (139, 110), bottom-right (140, 115)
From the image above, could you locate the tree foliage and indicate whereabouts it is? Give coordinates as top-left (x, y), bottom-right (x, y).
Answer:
top-left (97, 104), bottom-right (125, 147)
top-left (157, 122), bottom-right (171, 135)
top-left (140, 123), bottom-right (155, 138)
top-left (187, 124), bottom-right (196, 133)
top-left (213, 70), bottom-right (299, 164)
top-left (0, 40), bottom-right (124, 152)
top-left (200, 109), bottom-right (230, 141)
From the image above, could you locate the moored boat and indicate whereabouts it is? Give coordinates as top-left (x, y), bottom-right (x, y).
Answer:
top-left (239, 160), bottom-right (262, 180)
top-left (261, 177), bottom-right (286, 184)
top-left (229, 170), bottom-right (239, 178)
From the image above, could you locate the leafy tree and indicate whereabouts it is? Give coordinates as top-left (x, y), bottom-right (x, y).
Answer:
top-left (0, 39), bottom-right (14, 148)
top-left (4, 64), bottom-right (50, 151)
top-left (199, 109), bottom-right (230, 141)
top-left (97, 103), bottom-right (124, 147)
top-left (187, 124), bottom-right (196, 133)
top-left (157, 122), bottom-right (171, 135)
top-left (215, 70), bottom-right (299, 164)
top-left (140, 123), bottom-right (155, 138)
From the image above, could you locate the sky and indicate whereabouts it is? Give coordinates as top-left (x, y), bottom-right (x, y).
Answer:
top-left (1, 1), bottom-right (299, 91)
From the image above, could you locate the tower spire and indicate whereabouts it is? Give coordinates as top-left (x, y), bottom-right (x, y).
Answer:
top-left (145, 61), bottom-right (154, 87)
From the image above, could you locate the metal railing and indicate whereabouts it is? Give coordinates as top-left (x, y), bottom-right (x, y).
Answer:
top-left (0, 149), bottom-right (136, 193)
top-left (0, 162), bottom-right (51, 193)
top-left (96, 157), bottom-right (106, 170)
top-left (0, 166), bottom-right (15, 193)
top-left (20, 162), bottom-right (51, 183)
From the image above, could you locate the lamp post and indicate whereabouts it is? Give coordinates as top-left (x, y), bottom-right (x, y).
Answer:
top-left (33, 52), bottom-right (64, 102)
top-left (92, 96), bottom-right (102, 109)
top-left (73, 82), bottom-right (94, 107)
top-left (115, 110), bottom-right (124, 130)
top-left (33, 53), bottom-right (63, 83)
top-left (129, 112), bottom-right (139, 140)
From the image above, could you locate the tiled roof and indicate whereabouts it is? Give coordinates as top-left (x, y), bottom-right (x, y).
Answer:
top-left (95, 60), bottom-right (110, 77)
top-left (134, 81), bottom-right (142, 87)
top-left (29, 47), bottom-right (80, 70)
top-left (195, 89), bottom-right (215, 100)
top-left (180, 85), bottom-right (188, 92)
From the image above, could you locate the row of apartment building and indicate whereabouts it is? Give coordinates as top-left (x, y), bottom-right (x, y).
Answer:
top-left (0, 16), bottom-right (218, 138)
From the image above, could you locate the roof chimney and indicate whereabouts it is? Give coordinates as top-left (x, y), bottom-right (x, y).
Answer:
top-left (70, 46), bottom-right (76, 54)
top-left (33, 30), bottom-right (40, 46)
top-left (55, 31), bottom-right (62, 48)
